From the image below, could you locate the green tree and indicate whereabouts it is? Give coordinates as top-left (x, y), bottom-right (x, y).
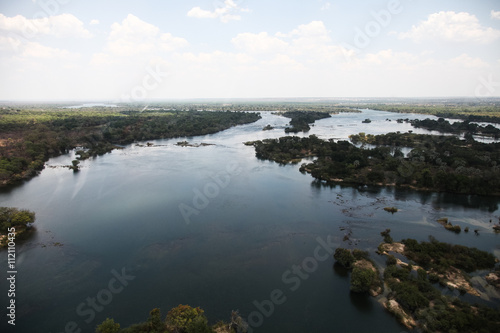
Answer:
top-left (350, 267), bottom-right (376, 293)
top-left (148, 308), bottom-right (165, 332)
top-left (166, 305), bottom-right (208, 333)
top-left (0, 207), bottom-right (35, 234)
top-left (186, 316), bottom-right (213, 333)
top-left (96, 318), bottom-right (120, 333)
top-left (334, 248), bottom-right (355, 268)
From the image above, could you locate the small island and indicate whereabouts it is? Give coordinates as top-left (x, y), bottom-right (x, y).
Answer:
top-left (282, 111), bottom-right (331, 133)
top-left (176, 141), bottom-right (215, 148)
top-left (262, 124), bottom-right (274, 131)
top-left (335, 232), bottom-right (500, 332)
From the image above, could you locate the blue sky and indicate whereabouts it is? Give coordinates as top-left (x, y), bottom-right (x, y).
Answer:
top-left (0, 0), bottom-right (499, 101)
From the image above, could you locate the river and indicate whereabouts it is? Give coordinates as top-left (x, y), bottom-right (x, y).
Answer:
top-left (1, 110), bottom-right (499, 333)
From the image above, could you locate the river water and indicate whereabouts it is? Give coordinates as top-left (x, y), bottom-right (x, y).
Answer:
top-left (1, 110), bottom-right (499, 333)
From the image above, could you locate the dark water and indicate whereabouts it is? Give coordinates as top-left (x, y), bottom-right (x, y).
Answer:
top-left (1, 110), bottom-right (499, 333)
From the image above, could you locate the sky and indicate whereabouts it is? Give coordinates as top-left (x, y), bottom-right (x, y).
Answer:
top-left (0, 0), bottom-right (499, 101)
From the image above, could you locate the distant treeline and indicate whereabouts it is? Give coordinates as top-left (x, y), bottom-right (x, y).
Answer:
top-left (365, 104), bottom-right (500, 123)
top-left (250, 133), bottom-right (500, 195)
top-left (403, 118), bottom-right (500, 138)
top-left (0, 108), bottom-right (260, 186)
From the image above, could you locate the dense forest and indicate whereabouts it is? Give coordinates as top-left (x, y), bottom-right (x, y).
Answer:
top-left (249, 133), bottom-right (500, 195)
top-left (0, 108), bottom-right (260, 186)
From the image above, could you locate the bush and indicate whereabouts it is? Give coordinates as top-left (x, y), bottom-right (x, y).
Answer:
top-left (350, 267), bottom-right (376, 293)
top-left (384, 207), bottom-right (398, 214)
top-left (386, 255), bottom-right (397, 266)
top-left (334, 248), bottom-right (355, 268)
top-left (352, 249), bottom-right (369, 260)
top-left (166, 304), bottom-right (208, 333)
top-left (380, 229), bottom-right (393, 243)
top-left (96, 318), bottom-right (120, 333)
top-left (393, 282), bottom-right (429, 312)
top-left (0, 207), bottom-right (36, 234)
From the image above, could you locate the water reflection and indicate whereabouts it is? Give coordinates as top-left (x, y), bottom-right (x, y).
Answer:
top-left (332, 262), bottom-right (349, 278)
top-left (432, 192), bottom-right (499, 212)
top-left (349, 292), bottom-right (374, 313)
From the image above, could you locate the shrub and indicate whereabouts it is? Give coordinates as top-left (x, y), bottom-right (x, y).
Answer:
top-left (353, 249), bottom-right (369, 260)
top-left (384, 207), bottom-right (398, 214)
top-left (166, 305), bottom-right (208, 333)
top-left (386, 255), bottom-right (397, 266)
top-left (96, 318), bottom-right (120, 333)
top-left (350, 267), bottom-right (376, 293)
top-left (334, 248), bottom-right (355, 268)
top-left (380, 229), bottom-right (393, 243)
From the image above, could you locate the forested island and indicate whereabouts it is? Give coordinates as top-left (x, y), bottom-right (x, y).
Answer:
top-left (248, 133), bottom-right (500, 195)
top-left (282, 111), bottom-right (331, 133)
top-left (0, 107), bottom-right (260, 186)
top-left (335, 234), bottom-right (500, 332)
top-left (400, 118), bottom-right (500, 138)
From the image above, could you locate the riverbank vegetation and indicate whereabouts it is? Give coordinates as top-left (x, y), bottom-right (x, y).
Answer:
top-left (249, 133), bottom-right (500, 195)
top-left (364, 103), bottom-right (500, 123)
top-left (0, 207), bottom-right (35, 246)
top-left (336, 235), bottom-right (500, 332)
top-left (0, 106), bottom-right (260, 186)
top-left (96, 305), bottom-right (247, 333)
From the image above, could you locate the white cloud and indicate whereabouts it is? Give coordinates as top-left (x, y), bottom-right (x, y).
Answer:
top-left (90, 19), bottom-right (99, 25)
top-left (0, 13), bottom-right (92, 39)
top-left (261, 54), bottom-right (305, 71)
top-left (232, 32), bottom-right (288, 54)
top-left (107, 14), bottom-right (188, 56)
top-left (187, 0), bottom-right (249, 23)
top-left (449, 54), bottom-right (489, 69)
top-left (289, 21), bottom-right (332, 50)
top-left (290, 21), bottom-right (330, 39)
top-left (21, 41), bottom-right (76, 59)
top-left (399, 11), bottom-right (500, 43)
top-left (492, 10), bottom-right (500, 20)
top-left (234, 21), bottom-right (342, 65)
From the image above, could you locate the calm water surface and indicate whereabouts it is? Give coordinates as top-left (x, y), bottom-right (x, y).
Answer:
top-left (1, 110), bottom-right (499, 333)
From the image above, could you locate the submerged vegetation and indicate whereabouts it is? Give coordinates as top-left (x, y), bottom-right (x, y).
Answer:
top-left (249, 133), bottom-right (500, 195)
top-left (0, 107), bottom-right (260, 186)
